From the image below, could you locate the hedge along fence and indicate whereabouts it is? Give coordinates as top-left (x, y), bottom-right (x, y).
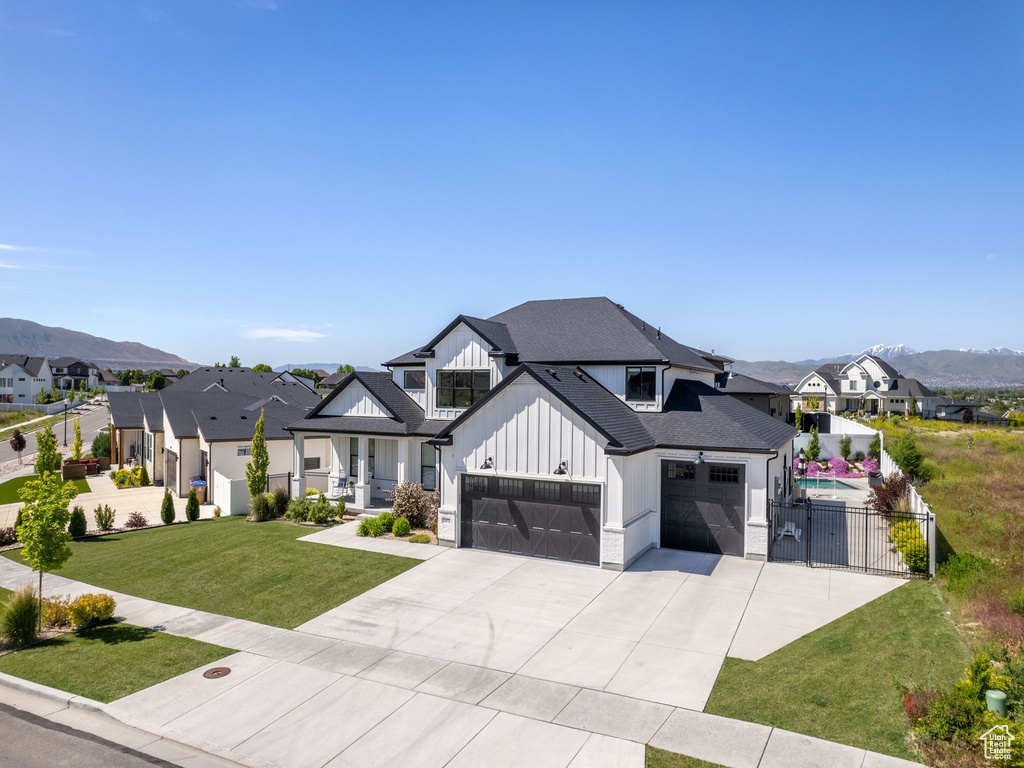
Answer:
top-left (879, 441), bottom-right (937, 578)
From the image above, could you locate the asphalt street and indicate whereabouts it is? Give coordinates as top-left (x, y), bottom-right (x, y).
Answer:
top-left (0, 705), bottom-right (176, 768)
top-left (0, 402), bottom-right (110, 465)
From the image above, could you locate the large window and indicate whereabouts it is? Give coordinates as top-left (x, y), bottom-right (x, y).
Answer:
top-left (436, 370), bottom-right (490, 408)
top-left (625, 367), bottom-right (656, 402)
top-left (404, 370), bottom-right (425, 389)
top-left (349, 437), bottom-right (358, 478)
top-left (420, 442), bottom-right (436, 491)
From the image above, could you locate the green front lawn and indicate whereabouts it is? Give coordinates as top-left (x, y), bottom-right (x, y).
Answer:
top-left (0, 586), bottom-right (11, 602)
top-left (647, 747), bottom-right (725, 767)
top-left (0, 475), bottom-right (91, 504)
top-left (2, 516), bottom-right (420, 628)
top-left (706, 581), bottom-right (969, 761)
top-left (0, 621), bottom-right (230, 702)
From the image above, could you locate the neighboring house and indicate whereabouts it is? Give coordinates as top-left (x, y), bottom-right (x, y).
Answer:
top-left (312, 369), bottom-right (331, 381)
top-left (714, 372), bottom-right (792, 421)
top-left (792, 354), bottom-right (937, 417)
top-left (318, 372), bottom-right (346, 391)
top-left (108, 367), bottom-right (326, 504)
top-left (0, 354), bottom-right (53, 403)
top-left (49, 357), bottom-right (99, 392)
top-left (935, 396), bottom-right (981, 420)
top-left (287, 297), bottom-right (797, 570)
top-left (98, 369), bottom-right (119, 388)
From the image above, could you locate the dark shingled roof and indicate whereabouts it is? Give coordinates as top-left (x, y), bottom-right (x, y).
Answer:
top-left (384, 297), bottom-right (725, 372)
top-left (0, 354), bottom-right (48, 377)
top-left (810, 363), bottom-right (843, 394)
top-left (289, 372), bottom-right (450, 437)
top-left (434, 365), bottom-right (795, 455)
top-left (108, 392), bottom-right (146, 430)
top-left (715, 372), bottom-right (792, 396)
top-left (193, 398), bottom-right (307, 442)
top-left (885, 378), bottom-right (936, 398)
top-left (639, 380), bottom-right (798, 453)
top-left (167, 367), bottom-right (320, 408)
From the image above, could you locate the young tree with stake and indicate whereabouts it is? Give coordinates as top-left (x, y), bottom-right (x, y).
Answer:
top-left (17, 473), bottom-right (78, 629)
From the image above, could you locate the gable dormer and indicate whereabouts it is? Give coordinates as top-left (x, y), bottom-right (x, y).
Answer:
top-left (318, 379), bottom-right (393, 418)
top-left (845, 354), bottom-right (896, 391)
top-left (422, 321), bottom-right (506, 420)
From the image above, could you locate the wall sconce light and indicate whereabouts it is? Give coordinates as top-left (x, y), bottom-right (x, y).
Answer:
top-left (553, 460), bottom-right (568, 476)
top-left (480, 456), bottom-right (493, 470)
top-left (694, 451), bottom-right (705, 465)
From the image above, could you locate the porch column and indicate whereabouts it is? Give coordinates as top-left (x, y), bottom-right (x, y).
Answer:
top-left (329, 435), bottom-right (341, 485)
top-left (396, 438), bottom-right (409, 485)
top-left (291, 434), bottom-right (307, 499)
top-left (355, 435), bottom-right (371, 508)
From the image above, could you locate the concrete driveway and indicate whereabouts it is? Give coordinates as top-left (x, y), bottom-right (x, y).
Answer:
top-left (105, 540), bottom-right (906, 768)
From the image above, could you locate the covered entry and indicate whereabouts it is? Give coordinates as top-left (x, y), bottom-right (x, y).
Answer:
top-left (660, 460), bottom-right (746, 556)
top-left (460, 474), bottom-right (601, 565)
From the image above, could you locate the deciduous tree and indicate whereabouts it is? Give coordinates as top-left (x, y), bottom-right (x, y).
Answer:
top-left (34, 425), bottom-right (61, 475)
top-left (70, 417), bottom-right (83, 461)
top-left (9, 429), bottom-right (27, 464)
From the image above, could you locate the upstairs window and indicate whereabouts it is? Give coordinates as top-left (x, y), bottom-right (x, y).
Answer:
top-left (436, 370), bottom-right (490, 408)
top-left (625, 367), bottom-right (656, 402)
top-left (404, 370), bottom-right (425, 390)
top-left (850, 381), bottom-right (858, 391)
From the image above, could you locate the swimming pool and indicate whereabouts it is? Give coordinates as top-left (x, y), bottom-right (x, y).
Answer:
top-left (796, 477), bottom-right (858, 490)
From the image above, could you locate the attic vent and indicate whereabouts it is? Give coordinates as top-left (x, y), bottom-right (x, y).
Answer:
top-left (545, 368), bottom-right (559, 380)
top-left (240, 415), bottom-right (247, 419)
top-left (210, 416), bottom-right (217, 420)
top-left (573, 371), bottom-right (586, 381)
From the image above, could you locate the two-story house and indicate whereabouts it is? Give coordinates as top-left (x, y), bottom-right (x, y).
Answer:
top-left (792, 354), bottom-right (937, 417)
top-left (0, 354), bottom-right (53, 403)
top-left (49, 357), bottom-right (100, 392)
top-left (287, 297), bottom-right (796, 571)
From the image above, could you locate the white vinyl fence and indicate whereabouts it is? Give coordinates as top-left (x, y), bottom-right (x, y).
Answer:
top-left (794, 413), bottom-right (876, 459)
top-left (0, 399), bottom-right (71, 414)
top-left (879, 442), bottom-right (937, 578)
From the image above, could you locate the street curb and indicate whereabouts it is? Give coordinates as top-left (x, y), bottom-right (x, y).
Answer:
top-left (0, 672), bottom-right (109, 716)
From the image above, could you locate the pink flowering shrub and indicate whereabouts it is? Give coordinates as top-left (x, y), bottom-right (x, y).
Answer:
top-left (862, 457), bottom-right (880, 474)
top-left (794, 457), bottom-right (864, 478)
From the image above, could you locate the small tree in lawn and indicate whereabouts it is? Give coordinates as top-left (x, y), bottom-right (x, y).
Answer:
top-left (805, 425), bottom-right (821, 461)
top-left (34, 424), bottom-right (61, 475)
top-left (794, 404), bottom-right (803, 431)
top-left (70, 416), bottom-right (83, 461)
top-left (17, 472), bottom-right (79, 629)
top-left (185, 487), bottom-right (200, 521)
top-left (245, 409), bottom-right (269, 516)
top-left (79, 379), bottom-right (87, 400)
top-left (9, 429), bottom-right (27, 464)
top-left (160, 488), bottom-right (176, 524)
top-left (838, 435), bottom-right (852, 461)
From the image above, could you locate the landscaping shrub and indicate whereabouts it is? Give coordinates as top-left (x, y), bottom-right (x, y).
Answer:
top-left (377, 512), bottom-right (394, 533)
top-left (358, 517), bottom-right (387, 537)
top-left (306, 495), bottom-right (336, 525)
top-left (383, 482), bottom-right (432, 528)
top-left (867, 473), bottom-right (911, 512)
top-left (271, 486), bottom-right (290, 517)
top-left (804, 426), bottom-right (821, 461)
top-left (286, 497), bottom-right (311, 523)
top-left (68, 506), bottom-right (87, 537)
top-left (868, 433), bottom-right (881, 458)
top-left (305, 487), bottom-right (319, 496)
top-left (408, 533), bottom-right (430, 544)
top-left (1, 584), bottom-right (40, 647)
top-left (1008, 586), bottom-right (1024, 616)
top-left (42, 595), bottom-right (72, 627)
top-left (0, 527), bottom-right (15, 546)
top-left (356, 519), bottom-right (371, 537)
top-left (248, 492), bottom-right (273, 522)
top-left (124, 511), bottom-right (148, 529)
top-left (160, 489), bottom-right (175, 525)
top-left (138, 464), bottom-right (151, 486)
top-left (185, 488), bottom-right (200, 522)
top-left (93, 504), bottom-right (115, 531)
top-left (888, 432), bottom-right (926, 479)
top-left (392, 517), bottom-right (411, 537)
top-left (889, 519), bottom-right (928, 573)
top-left (90, 431), bottom-right (110, 461)
top-left (854, 450), bottom-right (865, 462)
top-left (838, 435), bottom-right (852, 461)
top-left (68, 593), bottom-right (116, 627)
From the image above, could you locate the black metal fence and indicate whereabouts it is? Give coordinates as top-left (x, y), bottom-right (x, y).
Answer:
top-left (767, 500), bottom-right (929, 578)
top-left (266, 472), bottom-right (291, 494)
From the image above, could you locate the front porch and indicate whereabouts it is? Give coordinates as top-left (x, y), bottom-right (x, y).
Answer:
top-left (289, 432), bottom-right (437, 509)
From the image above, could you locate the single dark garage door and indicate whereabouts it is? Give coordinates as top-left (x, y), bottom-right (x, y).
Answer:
top-left (460, 474), bottom-right (601, 565)
top-left (660, 460), bottom-right (745, 556)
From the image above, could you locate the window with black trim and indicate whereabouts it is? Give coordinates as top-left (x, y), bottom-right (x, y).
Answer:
top-left (498, 478), bottom-right (523, 497)
top-left (368, 438), bottom-right (375, 476)
top-left (304, 457), bottom-right (321, 471)
top-left (349, 437), bottom-right (358, 477)
top-left (464, 475), bottom-right (488, 494)
top-left (667, 462), bottom-right (695, 480)
top-left (404, 370), bottom-right (425, 389)
top-left (625, 367), bottom-right (656, 402)
top-left (709, 465), bottom-right (740, 483)
top-left (533, 481), bottom-right (561, 501)
top-left (420, 443), bottom-right (436, 491)
top-left (571, 483), bottom-right (600, 505)
top-left (436, 370), bottom-right (490, 408)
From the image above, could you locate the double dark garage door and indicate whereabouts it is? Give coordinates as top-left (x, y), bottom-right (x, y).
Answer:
top-left (460, 475), bottom-right (601, 565)
top-left (660, 460), bottom-right (746, 557)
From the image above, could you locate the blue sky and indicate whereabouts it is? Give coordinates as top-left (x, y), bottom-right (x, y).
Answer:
top-left (1, 1), bottom-right (1021, 367)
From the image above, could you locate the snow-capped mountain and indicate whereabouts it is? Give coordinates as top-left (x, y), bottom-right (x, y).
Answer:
top-left (957, 347), bottom-right (1024, 356)
top-left (849, 344), bottom-right (917, 361)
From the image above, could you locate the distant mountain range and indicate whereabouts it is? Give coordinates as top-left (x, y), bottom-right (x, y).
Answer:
top-left (273, 363), bottom-right (380, 373)
top-left (736, 344), bottom-right (1024, 388)
top-left (0, 318), bottom-right (194, 370)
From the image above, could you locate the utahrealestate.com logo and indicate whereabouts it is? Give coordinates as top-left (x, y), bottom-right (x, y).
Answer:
top-left (979, 724), bottom-right (1015, 761)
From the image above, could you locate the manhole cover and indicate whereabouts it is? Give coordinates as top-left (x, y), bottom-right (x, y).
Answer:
top-left (203, 667), bottom-right (231, 679)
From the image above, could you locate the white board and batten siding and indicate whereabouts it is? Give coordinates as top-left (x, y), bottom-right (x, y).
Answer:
top-left (321, 381), bottom-right (390, 418)
top-left (391, 366), bottom-right (427, 410)
top-left (426, 323), bottom-right (506, 421)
